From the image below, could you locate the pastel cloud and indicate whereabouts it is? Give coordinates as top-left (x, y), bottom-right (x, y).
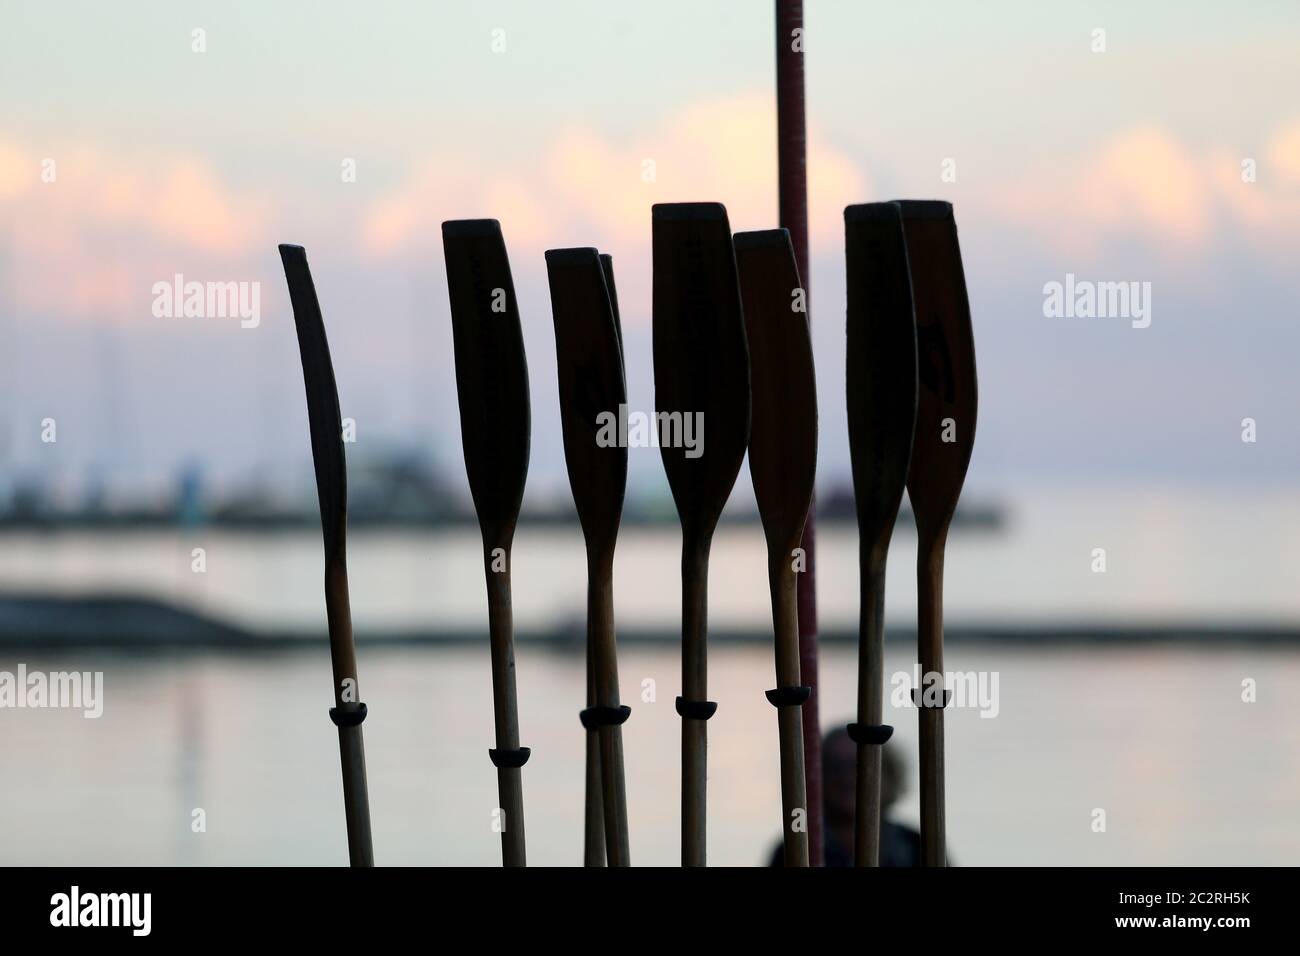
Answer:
top-left (7, 109), bottom-right (1298, 328)
top-left (361, 94), bottom-right (869, 257)
top-left (1268, 120), bottom-right (1300, 184)
top-left (988, 123), bottom-right (1300, 264)
top-left (0, 140), bottom-right (269, 319)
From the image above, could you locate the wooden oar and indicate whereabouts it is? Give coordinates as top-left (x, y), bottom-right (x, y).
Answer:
top-left (895, 200), bottom-right (978, 867)
top-left (652, 202), bottom-right (751, 867)
top-left (546, 246), bottom-right (632, 867)
top-left (843, 203), bottom-right (918, 866)
top-left (577, 252), bottom-right (623, 867)
top-left (734, 228), bottom-right (816, 868)
top-left (278, 243), bottom-right (374, 867)
top-left (441, 219), bottom-right (531, 867)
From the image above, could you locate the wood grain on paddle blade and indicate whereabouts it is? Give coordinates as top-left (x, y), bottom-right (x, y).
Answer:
top-left (843, 203), bottom-right (919, 866)
top-left (652, 202), bottom-right (750, 866)
top-left (735, 227), bottom-right (816, 868)
top-left (896, 199), bottom-right (977, 868)
top-left (442, 219), bottom-right (530, 867)
top-left (546, 246), bottom-right (631, 865)
top-left (278, 243), bottom-right (373, 868)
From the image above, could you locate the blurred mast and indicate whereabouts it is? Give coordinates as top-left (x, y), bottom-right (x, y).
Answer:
top-left (775, 0), bottom-right (823, 865)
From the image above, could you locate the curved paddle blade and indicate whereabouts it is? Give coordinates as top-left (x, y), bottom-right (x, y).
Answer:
top-left (652, 203), bottom-right (751, 539)
top-left (442, 220), bottom-right (531, 547)
top-left (897, 201), bottom-right (977, 537)
top-left (734, 228), bottom-right (817, 554)
top-left (844, 204), bottom-right (918, 551)
top-left (279, 244), bottom-right (347, 558)
top-left (546, 247), bottom-right (628, 552)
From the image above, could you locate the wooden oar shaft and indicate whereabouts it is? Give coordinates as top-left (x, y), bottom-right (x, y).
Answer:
top-left (771, 557), bottom-right (802, 688)
top-left (681, 542), bottom-right (710, 702)
top-left (334, 727), bottom-right (372, 866)
top-left (777, 708), bottom-right (810, 867)
top-left (588, 560), bottom-right (620, 706)
top-left (584, 644), bottom-right (606, 866)
top-left (681, 540), bottom-right (709, 866)
top-left (323, 556), bottom-right (358, 704)
top-left (485, 555), bottom-right (526, 867)
top-left (598, 724), bottom-right (630, 866)
top-left (323, 554), bottom-right (372, 867)
top-left (587, 563), bottom-right (629, 866)
top-left (771, 556), bottom-right (809, 867)
top-left (484, 560), bottom-right (521, 750)
top-left (918, 538), bottom-right (946, 866)
top-left (854, 554), bottom-right (887, 866)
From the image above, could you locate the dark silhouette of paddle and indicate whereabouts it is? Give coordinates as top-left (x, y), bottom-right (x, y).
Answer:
top-left (653, 202), bottom-right (751, 866)
top-left (843, 203), bottom-right (918, 866)
top-left (575, 252), bottom-right (624, 867)
top-left (441, 219), bottom-right (531, 867)
top-left (896, 200), bottom-right (977, 867)
top-left (734, 228), bottom-right (816, 867)
top-left (278, 244), bottom-right (374, 867)
top-left (546, 246), bottom-right (632, 867)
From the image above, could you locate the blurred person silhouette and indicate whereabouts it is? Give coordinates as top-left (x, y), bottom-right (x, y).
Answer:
top-left (768, 726), bottom-right (924, 866)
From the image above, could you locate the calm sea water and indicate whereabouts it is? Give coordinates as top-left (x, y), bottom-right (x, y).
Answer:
top-left (1, 643), bottom-right (1296, 866)
top-left (1, 488), bottom-right (1298, 864)
top-left (4, 488), bottom-right (1300, 633)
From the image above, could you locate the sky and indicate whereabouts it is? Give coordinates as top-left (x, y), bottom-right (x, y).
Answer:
top-left (2, 0), bottom-right (1299, 508)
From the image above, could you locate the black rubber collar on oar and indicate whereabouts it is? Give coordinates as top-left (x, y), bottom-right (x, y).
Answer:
top-left (847, 722), bottom-right (894, 745)
top-left (489, 747), bottom-right (532, 769)
top-left (675, 697), bottom-right (718, 721)
top-left (329, 703), bottom-right (368, 728)
top-left (912, 688), bottom-right (954, 709)
top-left (765, 686), bottom-right (812, 708)
top-left (579, 705), bottom-right (631, 730)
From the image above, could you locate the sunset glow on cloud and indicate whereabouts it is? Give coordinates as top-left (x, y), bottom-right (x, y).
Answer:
top-left (0, 0), bottom-right (1298, 492)
top-left (360, 94), bottom-right (868, 256)
top-left (0, 140), bottom-right (269, 319)
top-left (985, 122), bottom-right (1300, 263)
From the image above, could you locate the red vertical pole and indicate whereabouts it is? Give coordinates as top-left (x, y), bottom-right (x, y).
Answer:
top-left (775, 0), bottom-right (823, 866)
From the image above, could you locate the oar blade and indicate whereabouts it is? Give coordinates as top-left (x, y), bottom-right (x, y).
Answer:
top-left (734, 228), bottom-right (817, 550)
top-left (651, 202), bottom-right (751, 537)
top-left (546, 246), bottom-right (628, 551)
top-left (844, 204), bottom-right (918, 547)
top-left (279, 244), bottom-right (347, 556)
top-left (896, 201), bottom-right (977, 537)
top-left (442, 219), bottom-right (531, 546)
